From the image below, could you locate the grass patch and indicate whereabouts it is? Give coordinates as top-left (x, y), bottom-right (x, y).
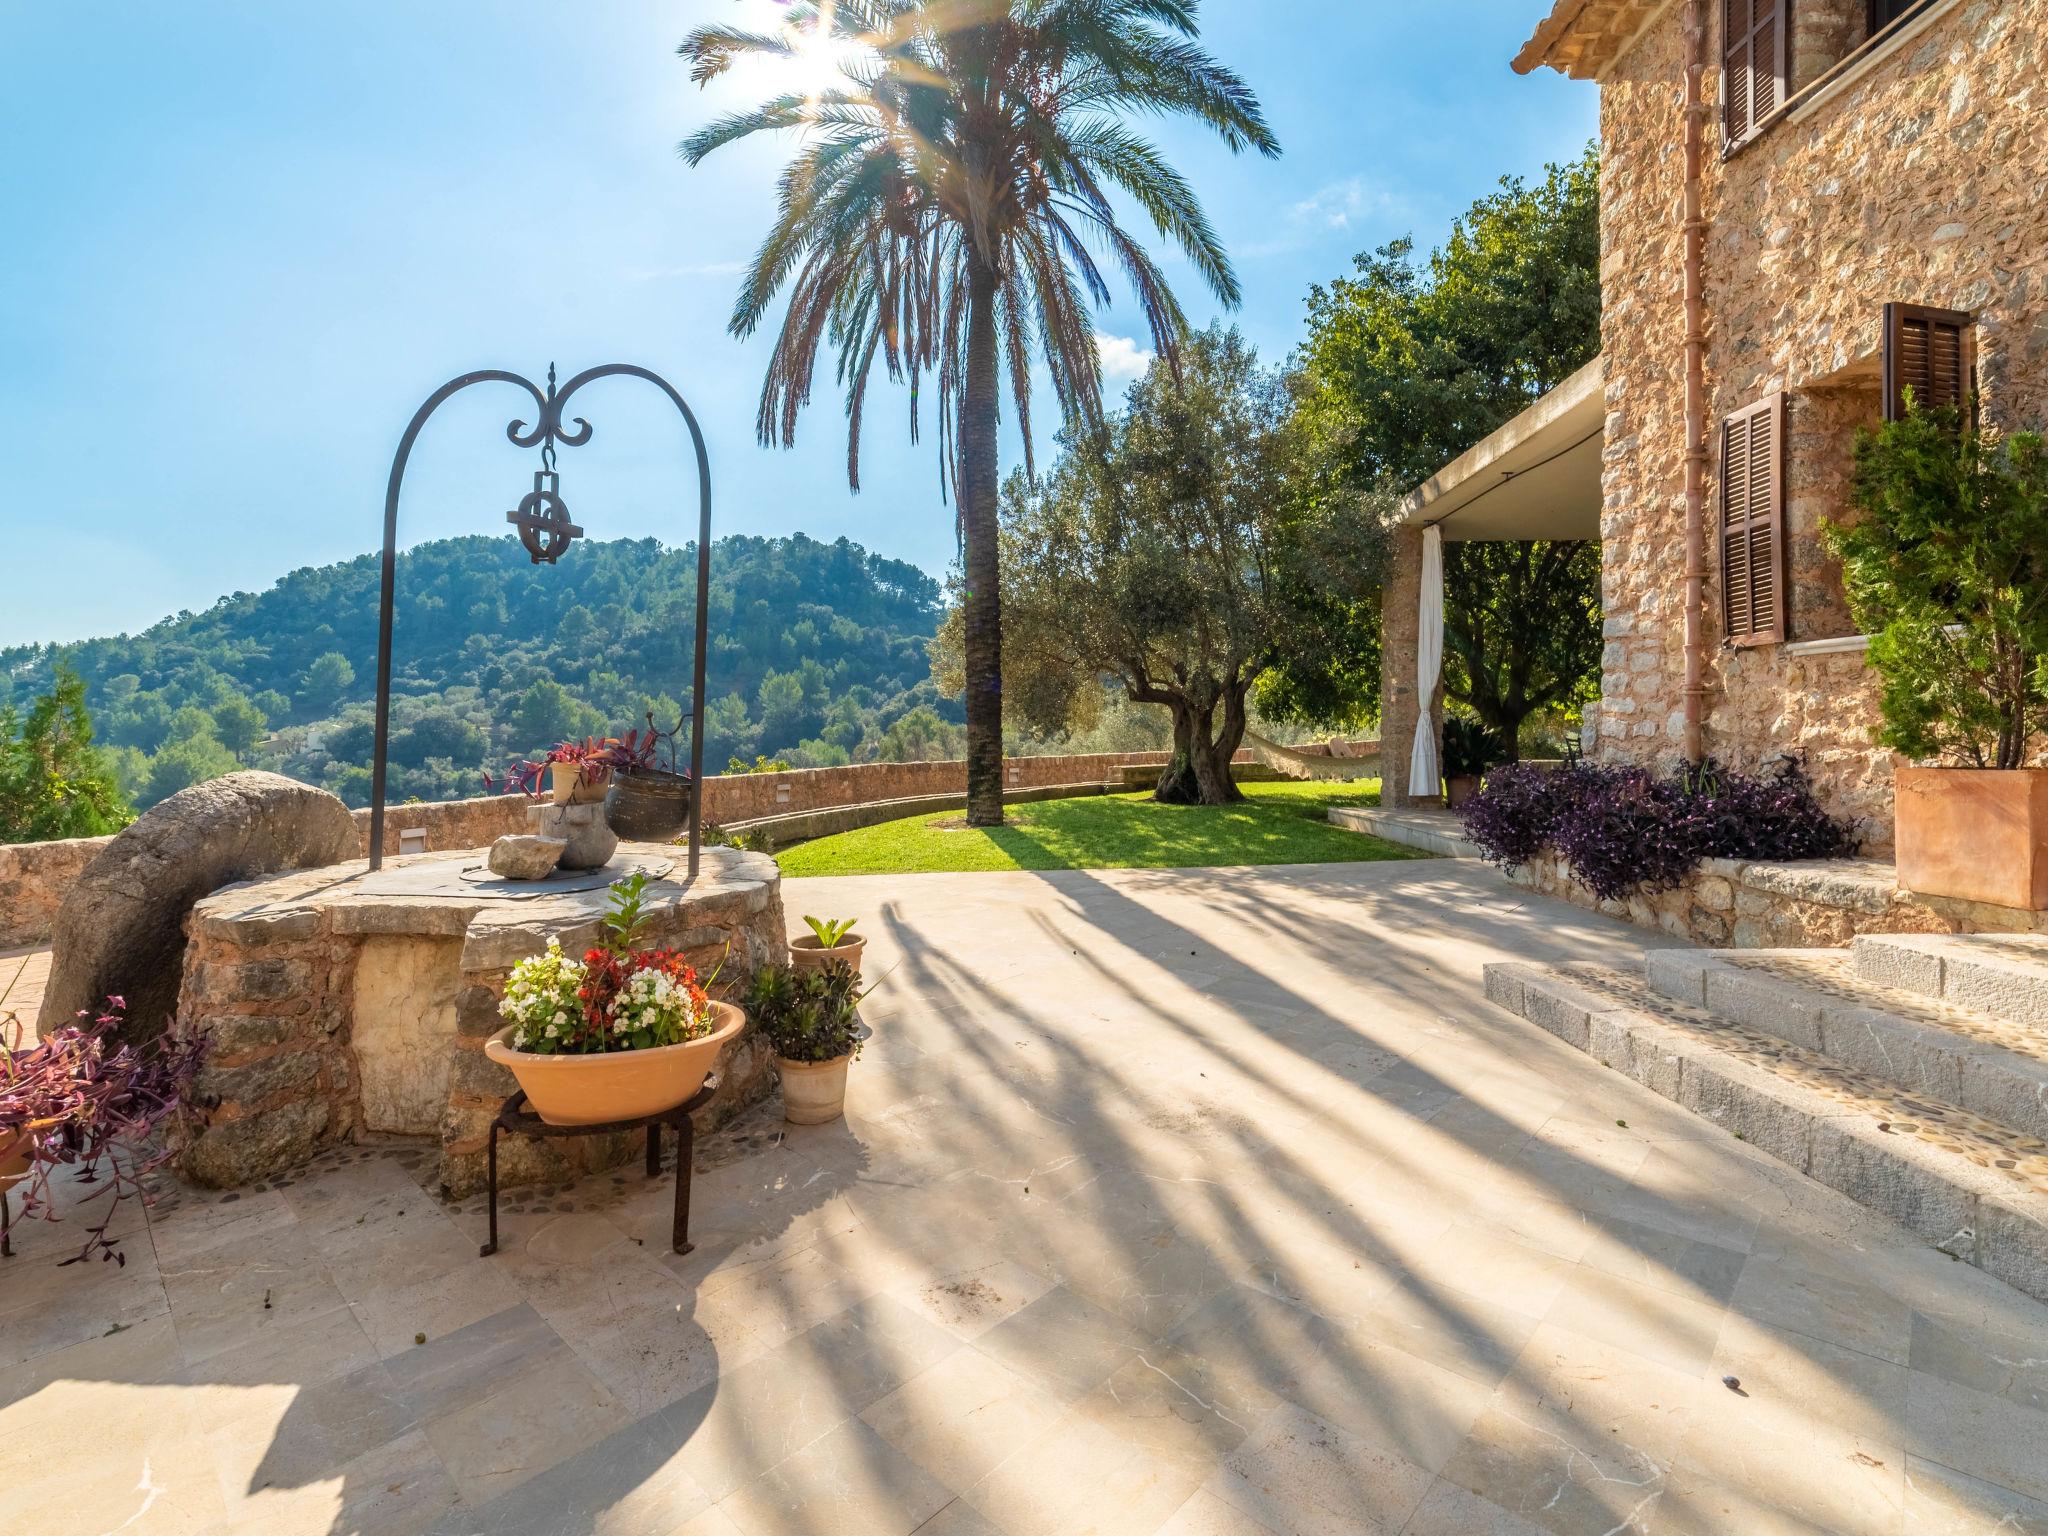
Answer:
top-left (775, 778), bottom-right (1429, 877)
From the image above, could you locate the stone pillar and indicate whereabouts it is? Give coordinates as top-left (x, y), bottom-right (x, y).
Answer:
top-left (1379, 525), bottom-right (1443, 808)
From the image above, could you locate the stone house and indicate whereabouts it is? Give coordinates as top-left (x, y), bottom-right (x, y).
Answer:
top-left (1384, 0), bottom-right (2044, 853)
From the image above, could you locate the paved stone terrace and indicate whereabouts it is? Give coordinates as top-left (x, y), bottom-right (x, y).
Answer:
top-left (4, 862), bottom-right (2048, 1534)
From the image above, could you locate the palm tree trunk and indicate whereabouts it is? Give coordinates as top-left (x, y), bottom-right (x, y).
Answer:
top-left (961, 256), bottom-right (1005, 827)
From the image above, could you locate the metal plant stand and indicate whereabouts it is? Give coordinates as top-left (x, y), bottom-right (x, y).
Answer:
top-left (479, 1073), bottom-right (719, 1259)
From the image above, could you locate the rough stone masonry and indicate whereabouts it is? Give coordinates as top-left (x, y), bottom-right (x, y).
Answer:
top-left (1593, 0), bottom-right (2045, 849)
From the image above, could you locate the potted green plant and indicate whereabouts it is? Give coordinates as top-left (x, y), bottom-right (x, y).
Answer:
top-left (483, 873), bottom-right (743, 1124)
top-left (746, 962), bottom-right (866, 1125)
top-left (790, 915), bottom-right (865, 976)
top-left (1441, 717), bottom-right (1505, 809)
top-left (1827, 406), bottom-right (2048, 906)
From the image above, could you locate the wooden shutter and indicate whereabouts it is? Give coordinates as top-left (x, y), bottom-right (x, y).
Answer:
top-left (1723, 0), bottom-right (1788, 147)
top-left (1721, 395), bottom-right (1787, 646)
top-left (1883, 303), bottom-right (1975, 421)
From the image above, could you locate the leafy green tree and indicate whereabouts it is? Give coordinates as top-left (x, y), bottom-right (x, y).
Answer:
top-left (210, 694), bottom-right (269, 759)
top-left (1829, 409), bottom-right (2048, 768)
top-left (0, 668), bottom-right (132, 843)
top-left (301, 651), bottom-right (355, 711)
top-left (680, 0), bottom-right (1277, 826)
top-left (1284, 147), bottom-right (1603, 749)
top-left (146, 730), bottom-right (238, 802)
top-left (958, 328), bottom-right (1384, 803)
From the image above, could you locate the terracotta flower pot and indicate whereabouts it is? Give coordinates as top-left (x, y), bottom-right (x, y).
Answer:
top-left (1896, 765), bottom-right (2048, 910)
top-left (777, 1055), bottom-right (850, 1125)
top-left (1444, 773), bottom-right (1483, 809)
top-left (549, 761), bottom-right (612, 806)
top-left (789, 934), bottom-right (865, 977)
top-left (484, 1001), bottom-right (745, 1126)
top-left (0, 1118), bottom-right (58, 1192)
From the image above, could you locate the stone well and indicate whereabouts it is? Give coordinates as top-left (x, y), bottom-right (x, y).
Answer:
top-left (175, 843), bottom-right (785, 1196)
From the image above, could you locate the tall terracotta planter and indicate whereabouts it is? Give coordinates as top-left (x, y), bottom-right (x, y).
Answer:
top-left (1895, 765), bottom-right (2048, 909)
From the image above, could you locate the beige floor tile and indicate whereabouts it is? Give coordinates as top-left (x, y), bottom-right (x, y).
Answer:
top-left (861, 1343), bottom-right (1069, 1488)
top-left (1151, 1488), bottom-right (1284, 1535)
top-left (1204, 1399), bottom-right (1433, 1536)
top-left (1905, 1371), bottom-right (2048, 1505)
top-left (718, 1416), bottom-right (956, 1536)
top-left (1400, 1479), bottom-right (1554, 1535)
top-left (1438, 1323), bottom-right (1695, 1536)
top-left (1544, 1264), bottom-right (1727, 1377)
top-left (419, 1351), bottom-right (629, 1506)
top-left (1403, 1221), bottom-right (1580, 1320)
top-left (1902, 1455), bottom-right (2048, 1534)
top-left (961, 1408), bottom-right (1201, 1536)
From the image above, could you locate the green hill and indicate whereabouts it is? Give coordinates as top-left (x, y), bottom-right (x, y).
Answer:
top-left (0, 533), bottom-right (964, 810)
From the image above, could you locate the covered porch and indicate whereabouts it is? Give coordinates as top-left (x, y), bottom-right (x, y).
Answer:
top-left (1378, 357), bottom-right (1606, 808)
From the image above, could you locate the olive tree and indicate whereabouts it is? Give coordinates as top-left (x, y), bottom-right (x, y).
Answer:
top-left (938, 327), bottom-right (1385, 803)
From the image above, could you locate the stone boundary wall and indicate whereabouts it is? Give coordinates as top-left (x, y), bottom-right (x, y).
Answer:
top-left (1, 752), bottom-right (1183, 949)
top-left (1505, 851), bottom-right (2048, 950)
top-left (0, 836), bottom-right (111, 950)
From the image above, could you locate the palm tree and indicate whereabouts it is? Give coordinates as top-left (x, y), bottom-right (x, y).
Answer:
top-left (681, 0), bottom-right (1277, 824)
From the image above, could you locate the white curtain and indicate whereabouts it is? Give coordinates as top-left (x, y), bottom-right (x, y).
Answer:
top-left (1407, 525), bottom-right (1444, 798)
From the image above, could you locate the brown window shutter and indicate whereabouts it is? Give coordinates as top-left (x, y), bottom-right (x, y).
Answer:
top-left (1720, 394), bottom-right (1787, 646)
top-left (1883, 303), bottom-right (1975, 421)
top-left (1723, 0), bottom-right (1788, 146)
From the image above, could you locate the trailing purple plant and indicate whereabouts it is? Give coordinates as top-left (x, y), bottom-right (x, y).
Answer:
top-left (1, 998), bottom-right (206, 1267)
top-left (1460, 758), bottom-right (1858, 903)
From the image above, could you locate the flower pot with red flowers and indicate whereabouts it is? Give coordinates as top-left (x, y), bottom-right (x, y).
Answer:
top-left (484, 873), bottom-right (743, 1125)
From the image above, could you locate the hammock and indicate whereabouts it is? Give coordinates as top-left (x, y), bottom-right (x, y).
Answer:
top-left (1243, 731), bottom-right (1382, 782)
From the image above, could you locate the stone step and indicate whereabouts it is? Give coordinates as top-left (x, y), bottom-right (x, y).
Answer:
top-left (1644, 947), bottom-right (2048, 1146)
top-left (1853, 932), bottom-right (2048, 1028)
top-left (1481, 959), bottom-right (2048, 1304)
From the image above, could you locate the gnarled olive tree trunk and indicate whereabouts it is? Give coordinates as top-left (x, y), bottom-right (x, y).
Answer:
top-left (1147, 678), bottom-right (1248, 806)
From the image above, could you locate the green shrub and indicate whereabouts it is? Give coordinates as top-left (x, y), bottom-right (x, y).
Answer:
top-left (746, 962), bottom-right (866, 1064)
top-left (1829, 408), bottom-right (2048, 768)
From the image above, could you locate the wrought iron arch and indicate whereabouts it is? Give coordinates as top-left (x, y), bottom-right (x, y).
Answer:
top-left (367, 364), bottom-right (713, 877)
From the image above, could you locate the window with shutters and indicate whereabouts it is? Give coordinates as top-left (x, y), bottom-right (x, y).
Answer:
top-left (1720, 395), bottom-right (1788, 647)
top-left (1883, 303), bottom-right (1974, 422)
top-left (1869, 0), bottom-right (1932, 31)
top-left (1723, 0), bottom-right (1789, 148)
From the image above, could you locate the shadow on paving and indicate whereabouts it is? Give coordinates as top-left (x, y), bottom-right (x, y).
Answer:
top-left (4, 858), bottom-right (2046, 1533)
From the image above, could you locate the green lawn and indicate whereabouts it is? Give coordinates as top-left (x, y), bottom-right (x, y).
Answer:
top-left (774, 778), bottom-right (1430, 877)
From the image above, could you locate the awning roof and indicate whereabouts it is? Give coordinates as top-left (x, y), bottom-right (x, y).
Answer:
top-left (1397, 356), bottom-right (1604, 543)
top-left (1513, 0), bottom-right (1674, 79)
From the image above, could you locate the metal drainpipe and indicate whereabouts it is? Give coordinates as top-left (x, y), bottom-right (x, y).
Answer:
top-left (1681, 0), bottom-right (1710, 763)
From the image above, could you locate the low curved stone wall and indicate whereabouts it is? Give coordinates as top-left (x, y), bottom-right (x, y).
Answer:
top-left (0, 835), bottom-right (111, 950)
top-left (3, 752), bottom-right (1179, 949)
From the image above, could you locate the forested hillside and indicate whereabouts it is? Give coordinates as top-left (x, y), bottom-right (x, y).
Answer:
top-left (0, 533), bottom-right (969, 810)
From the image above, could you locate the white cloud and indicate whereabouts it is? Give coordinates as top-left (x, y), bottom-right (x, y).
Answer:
top-left (1289, 176), bottom-right (1383, 231)
top-left (1095, 332), bottom-right (1155, 381)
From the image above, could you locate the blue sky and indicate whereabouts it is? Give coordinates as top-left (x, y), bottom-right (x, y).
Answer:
top-left (0, 2), bottom-right (1595, 647)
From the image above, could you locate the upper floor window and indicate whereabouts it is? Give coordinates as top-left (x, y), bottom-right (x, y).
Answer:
top-left (1870, 0), bottom-right (1932, 30)
top-left (1724, 0), bottom-right (1790, 148)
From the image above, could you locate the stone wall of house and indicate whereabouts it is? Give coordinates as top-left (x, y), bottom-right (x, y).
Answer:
top-left (1505, 848), bottom-right (2048, 950)
top-left (1593, 0), bottom-right (2042, 852)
